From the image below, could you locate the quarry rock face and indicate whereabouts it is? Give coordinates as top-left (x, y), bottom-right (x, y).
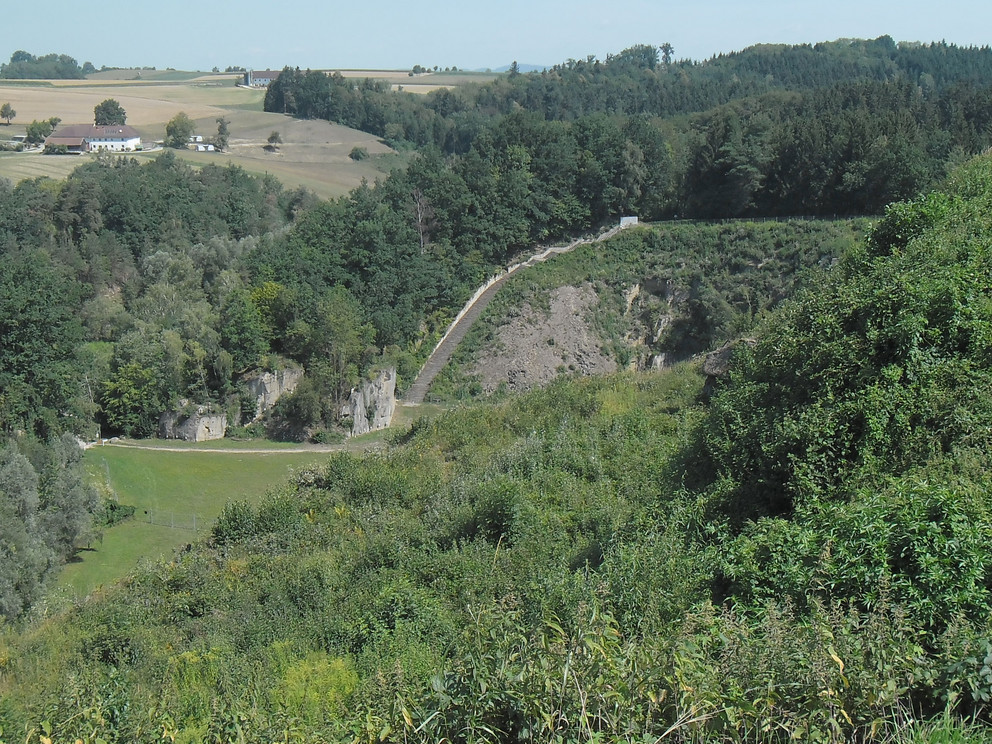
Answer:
top-left (244, 367), bottom-right (304, 421)
top-left (159, 405), bottom-right (227, 442)
top-left (701, 338), bottom-right (757, 398)
top-left (473, 285), bottom-right (617, 394)
top-left (347, 368), bottom-right (397, 436)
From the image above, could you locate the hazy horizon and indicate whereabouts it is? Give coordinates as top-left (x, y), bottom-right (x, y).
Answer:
top-left (2, 0), bottom-right (989, 73)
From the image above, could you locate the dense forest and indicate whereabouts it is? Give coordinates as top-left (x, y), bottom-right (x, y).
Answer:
top-left (267, 38), bottom-right (992, 217)
top-left (2, 152), bottom-right (992, 741)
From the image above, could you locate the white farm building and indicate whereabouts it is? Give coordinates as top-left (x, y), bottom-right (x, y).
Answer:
top-left (45, 124), bottom-right (142, 153)
top-left (243, 69), bottom-right (281, 87)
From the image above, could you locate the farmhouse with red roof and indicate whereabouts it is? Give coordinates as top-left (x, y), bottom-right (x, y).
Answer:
top-left (45, 124), bottom-right (142, 153)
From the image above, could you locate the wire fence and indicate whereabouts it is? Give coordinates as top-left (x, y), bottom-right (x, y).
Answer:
top-left (141, 509), bottom-right (205, 532)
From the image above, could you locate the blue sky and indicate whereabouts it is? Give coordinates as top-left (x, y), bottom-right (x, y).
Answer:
top-left (1, 0), bottom-right (989, 72)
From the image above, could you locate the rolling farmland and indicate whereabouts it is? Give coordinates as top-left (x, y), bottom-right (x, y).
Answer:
top-left (0, 70), bottom-right (423, 198)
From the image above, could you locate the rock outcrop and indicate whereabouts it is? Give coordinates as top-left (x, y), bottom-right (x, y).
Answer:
top-left (159, 405), bottom-right (227, 442)
top-left (346, 368), bottom-right (396, 436)
top-left (243, 367), bottom-right (304, 422)
top-left (702, 338), bottom-right (757, 397)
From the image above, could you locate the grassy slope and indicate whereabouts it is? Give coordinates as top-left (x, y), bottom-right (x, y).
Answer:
top-left (60, 408), bottom-right (432, 598)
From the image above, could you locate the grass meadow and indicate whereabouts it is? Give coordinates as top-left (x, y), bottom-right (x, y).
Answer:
top-left (60, 445), bottom-right (331, 597)
top-left (58, 402), bottom-right (447, 599)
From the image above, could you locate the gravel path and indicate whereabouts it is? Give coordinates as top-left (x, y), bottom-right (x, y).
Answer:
top-left (403, 224), bottom-right (626, 403)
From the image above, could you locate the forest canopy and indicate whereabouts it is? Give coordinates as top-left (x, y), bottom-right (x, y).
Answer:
top-left (267, 38), bottom-right (992, 218)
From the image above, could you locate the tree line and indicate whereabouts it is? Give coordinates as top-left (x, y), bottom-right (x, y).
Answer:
top-left (265, 38), bottom-right (992, 218)
top-left (0, 50), bottom-right (95, 79)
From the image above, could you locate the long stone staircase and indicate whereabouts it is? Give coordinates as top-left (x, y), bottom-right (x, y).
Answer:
top-left (402, 223), bottom-right (627, 404)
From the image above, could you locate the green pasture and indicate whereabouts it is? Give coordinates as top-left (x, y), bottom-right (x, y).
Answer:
top-left (60, 445), bottom-right (331, 597)
top-left (0, 151), bottom-right (86, 183)
top-left (57, 400), bottom-right (451, 599)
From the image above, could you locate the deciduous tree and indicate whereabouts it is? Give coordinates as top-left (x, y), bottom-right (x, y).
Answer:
top-left (214, 116), bottom-right (230, 151)
top-left (24, 119), bottom-right (55, 144)
top-left (165, 111), bottom-right (195, 149)
top-left (0, 102), bottom-right (14, 124)
top-left (100, 361), bottom-right (163, 437)
top-left (221, 289), bottom-right (269, 373)
top-left (93, 98), bottom-right (126, 125)
top-left (0, 252), bottom-right (84, 438)
top-left (0, 445), bottom-right (51, 620)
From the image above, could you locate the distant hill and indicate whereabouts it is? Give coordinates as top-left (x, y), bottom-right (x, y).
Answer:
top-left (490, 62), bottom-right (546, 73)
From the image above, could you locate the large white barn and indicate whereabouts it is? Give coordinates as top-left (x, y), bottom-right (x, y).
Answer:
top-left (45, 124), bottom-right (142, 153)
top-left (243, 69), bottom-right (281, 87)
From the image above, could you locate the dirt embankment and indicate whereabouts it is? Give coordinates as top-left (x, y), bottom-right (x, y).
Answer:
top-left (472, 285), bottom-right (617, 394)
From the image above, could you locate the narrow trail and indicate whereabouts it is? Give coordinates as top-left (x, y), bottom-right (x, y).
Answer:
top-left (92, 442), bottom-right (348, 454)
top-left (403, 224), bottom-right (627, 405)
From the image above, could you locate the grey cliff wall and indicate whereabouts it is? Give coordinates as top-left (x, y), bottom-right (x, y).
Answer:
top-left (159, 405), bottom-right (227, 442)
top-left (244, 367), bottom-right (304, 422)
top-left (347, 368), bottom-right (396, 436)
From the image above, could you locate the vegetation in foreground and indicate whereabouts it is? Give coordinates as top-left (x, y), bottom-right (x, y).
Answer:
top-left (3, 154), bottom-right (992, 742)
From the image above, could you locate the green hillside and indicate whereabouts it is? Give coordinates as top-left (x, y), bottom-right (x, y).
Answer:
top-left (430, 218), bottom-right (868, 400)
top-left (3, 153), bottom-right (992, 742)
top-left (5, 38), bottom-right (992, 743)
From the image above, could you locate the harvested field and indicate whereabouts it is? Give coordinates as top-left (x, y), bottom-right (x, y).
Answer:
top-left (82, 69), bottom-right (240, 83)
top-left (0, 83), bottom-right (241, 125)
top-left (0, 151), bottom-right (88, 183)
top-left (0, 78), bottom-right (401, 199)
top-left (391, 84), bottom-right (456, 94)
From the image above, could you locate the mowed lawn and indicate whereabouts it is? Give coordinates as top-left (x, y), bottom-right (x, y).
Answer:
top-left (59, 446), bottom-right (331, 598)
